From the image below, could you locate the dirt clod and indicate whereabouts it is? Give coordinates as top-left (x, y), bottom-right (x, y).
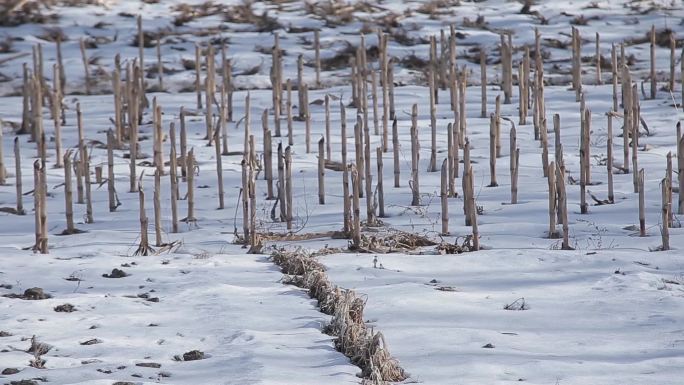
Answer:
top-left (2, 367), bottom-right (20, 375)
top-left (103, 269), bottom-right (128, 278)
top-left (182, 350), bottom-right (205, 361)
top-left (23, 287), bottom-right (50, 300)
top-left (135, 362), bottom-right (161, 368)
top-left (54, 303), bottom-right (76, 313)
top-left (1, 287), bottom-right (51, 300)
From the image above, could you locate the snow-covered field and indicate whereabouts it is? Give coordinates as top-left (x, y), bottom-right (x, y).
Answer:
top-left (322, 250), bottom-right (684, 385)
top-left (1, 0), bottom-right (684, 384)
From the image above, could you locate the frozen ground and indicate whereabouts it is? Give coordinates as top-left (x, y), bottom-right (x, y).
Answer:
top-left (1, 0), bottom-right (684, 384)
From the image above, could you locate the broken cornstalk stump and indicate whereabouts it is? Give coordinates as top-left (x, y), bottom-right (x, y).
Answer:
top-left (153, 170), bottom-right (162, 247)
top-left (480, 49), bottom-right (487, 118)
top-left (661, 177), bottom-right (670, 250)
top-left (556, 164), bottom-right (571, 250)
top-left (351, 165), bottom-right (361, 248)
top-left (0, 119), bottom-right (5, 185)
top-left (285, 146), bottom-right (293, 230)
top-left (488, 114), bottom-right (497, 187)
top-left (264, 128), bottom-right (274, 200)
top-left (214, 124), bottom-right (224, 210)
top-left (82, 139), bottom-right (93, 224)
top-left (277, 143), bottom-right (287, 222)
top-left (107, 129), bottom-right (117, 212)
top-left (318, 137), bottom-right (325, 204)
top-left (639, 168), bottom-right (645, 237)
top-left (62, 151), bottom-right (78, 234)
top-left (440, 158), bottom-right (448, 235)
top-left (410, 104), bottom-right (420, 206)
top-left (134, 177), bottom-right (153, 256)
top-left (548, 161), bottom-right (557, 238)
top-left (392, 119), bottom-right (399, 188)
top-left (509, 121), bottom-right (518, 204)
top-left (650, 25), bottom-right (656, 99)
top-left (184, 149), bottom-right (196, 225)
top-left (169, 130), bottom-right (179, 234)
top-left (377, 147), bottom-right (385, 218)
top-left (428, 67), bottom-right (437, 172)
top-left (340, 103), bottom-right (351, 234)
top-left (607, 113), bottom-right (614, 203)
top-left (79, 38), bottom-right (90, 95)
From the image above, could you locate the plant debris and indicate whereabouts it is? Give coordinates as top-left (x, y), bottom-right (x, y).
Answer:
top-left (54, 303), bottom-right (76, 313)
top-left (271, 249), bottom-right (407, 383)
top-left (504, 297), bottom-right (529, 311)
top-left (182, 350), bottom-right (205, 361)
top-left (2, 367), bottom-right (20, 375)
top-left (350, 231), bottom-right (437, 253)
top-left (102, 268), bottom-right (128, 278)
top-left (3, 287), bottom-right (51, 300)
top-left (135, 362), bottom-right (161, 368)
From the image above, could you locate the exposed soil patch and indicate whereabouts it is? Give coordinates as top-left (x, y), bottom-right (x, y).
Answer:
top-left (183, 350), bottom-right (204, 361)
top-left (80, 338), bottom-right (102, 345)
top-left (3, 287), bottom-right (51, 300)
top-left (135, 362), bottom-right (161, 368)
top-left (54, 303), bottom-right (76, 313)
top-left (102, 268), bottom-right (128, 278)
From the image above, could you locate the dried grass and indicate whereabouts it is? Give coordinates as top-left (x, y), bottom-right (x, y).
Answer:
top-left (462, 15), bottom-right (488, 30)
top-left (271, 249), bottom-right (407, 384)
top-left (436, 235), bottom-right (475, 254)
top-left (223, 0), bottom-right (280, 32)
top-left (304, 1), bottom-right (357, 27)
top-left (398, 54), bottom-right (430, 72)
top-left (0, 1), bottom-right (58, 26)
top-left (624, 28), bottom-right (682, 48)
top-left (569, 14), bottom-right (601, 26)
top-left (130, 31), bottom-right (158, 49)
top-left (27, 335), bottom-right (50, 369)
top-left (391, 29), bottom-right (430, 47)
top-left (261, 231), bottom-right (337, 242)
top-left (37, 27), bottom-right (67, 42)
top-left (271, 248), bottom-right (326, 276)
top-left (415, 0), bottom-right (459, 16)
top-left (320, 42), bottom-right (378, 71)
top-left (351, 230), bottom-right (436, 253)
top-left (172, 1), bottom-right (227, 26)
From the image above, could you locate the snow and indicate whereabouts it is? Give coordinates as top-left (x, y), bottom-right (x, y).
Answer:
top-left (321, 250), bottom-right (684, 385)
top-left (1, 0), bottom-right (684, 384)
top-left (0, 247), bottom-right (360, 384)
